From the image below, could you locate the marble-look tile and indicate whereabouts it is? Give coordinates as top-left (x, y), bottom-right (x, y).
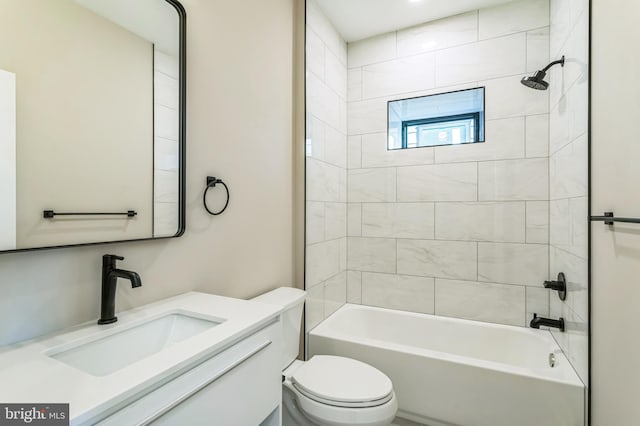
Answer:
top-left (306, 116), bottom-right (325, 161)
top-left (526, 286), bottom-right (550, 319)
top-left (550, 246), bottom-right (588, 322)
top-left (478, 242), bottom-right (549, 286)
top-left (526, 201), bottom-right (549, 244)
top-left (348, 98), bottom-right (387, 135)
top-left (154, 71), bottom-right (178, 110)
top-left (325, 272), bottom-right (347, 318)
top-left (435, 117), bottom-right (525, 163)
top-left (306, 28), bottom-right (325, 81)
top-left (307, 72), bottom-right (342, 131)
top-left (326, 48), bottom-right (347, 100)
top-left (325, 202), bottom-right (346, 240)
top-left (362, 203), bottom-right (435, 239)
top-left (348, 68), bottom-right (362, 102)
top-left (361, 133), bottom-right (434, 168)
top-left (435, 279), bottom-right (526, 326)
top-left (397, 239), bottom-right (477, 280)
top-left (347, 203), bottom-right (362, 237)
top-left (306, 202), bottom-right (325, 244)
top-left (397, 11), bottom-right (478, 57)
top-left (305, 283), bottom-right (324, 332)
top-left (306, 158), bottom-right (341, 202)
top-left (324, 126), bottom-right (347, 169)
top-left (348, 168), bottom-right (396, 202)
top-left (478, 158), bottom-right (549, 201)
top-left (348, 136), bottom-right (362, 169)
top-left (483, 75), bottom-right (549, 120)
top-left (479, 0), bottom-right (549, 40)
top-left (153, 202), bottom-right (179, 237)
top-left (348, 237), bottom-right (396, 273)
top-left (155, 104), bottom-right (179, 141)
top-left (568, 80), bottom-right (589, 142)
top-left (527, 27), bottom-right (550, 73)
top-left (361, 52), bottom-right (436, 99)
top-left (348, 32), bottom-right (397, 68)
top-left (361, 272), bottom-right (435, 314)
top-left (306, 239), bottom-right (341, 286)
top-left (155, 50), bottom-right (178, 78)
top-left (339, 237), bottom-right (348, 272)
top-left (526, 114), bottom-right (549, 158)
top-left (549, 96), bottom-right (569, 154)
top-left (306, 0), bottom-right (346, 65)
top-left (435, 33), bottom-right (526, 86)
top-left (396, 163), bottom-right (477, 202)
top-left (154, 170), bottom-right (179, 203)
top-left (347, 271), bottom-right (362, 303)
top-left (550, 198), bottom-right (570, 247)
top-left (154, 137), bottom-right (179, 171)
top-left (435, 202), bottom-right (526, 243)
top-left (550, 134), bottom-right (588, 200)
top-left (550, 197), bottom-right (588, 260)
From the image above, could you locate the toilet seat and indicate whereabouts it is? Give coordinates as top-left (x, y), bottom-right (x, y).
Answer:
top-left (291, 355), bottom-right (394, 408)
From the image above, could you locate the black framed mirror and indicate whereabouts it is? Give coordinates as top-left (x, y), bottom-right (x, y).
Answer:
top-left (0, 0), bottom-right (186, 253)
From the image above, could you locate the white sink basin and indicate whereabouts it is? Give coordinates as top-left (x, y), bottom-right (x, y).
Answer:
top-left (49, 312), bottom-right (221, 376)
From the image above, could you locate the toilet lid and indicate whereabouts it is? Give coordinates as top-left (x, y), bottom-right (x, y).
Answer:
top-left (291, 355), bottom-right (393, 407)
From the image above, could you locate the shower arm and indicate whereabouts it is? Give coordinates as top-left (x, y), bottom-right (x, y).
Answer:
top-left (541, 56), bottom-right (565, 72)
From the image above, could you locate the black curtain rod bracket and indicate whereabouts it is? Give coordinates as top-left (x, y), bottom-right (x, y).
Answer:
top-left (590, 211), bottom-right (640, 226)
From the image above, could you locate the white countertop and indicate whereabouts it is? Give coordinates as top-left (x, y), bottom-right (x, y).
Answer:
top-left (0, 292), bottom-right (282, 424)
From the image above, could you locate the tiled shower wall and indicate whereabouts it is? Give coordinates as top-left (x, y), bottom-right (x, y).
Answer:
top-left (304, 0), bottom-right (348, 332)
top-left (548, 0), bottom-right (589, 383)
top-left (344, 0), bottom-right (552, 327)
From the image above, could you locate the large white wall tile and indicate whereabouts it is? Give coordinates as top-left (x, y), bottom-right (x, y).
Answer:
top-left (362, 133), bottom-right (434, 168)
top-left (362, 272), bottom-right (435, 314)
top-left (435, 202), bottom-right (526, 242)
top-left (348, 237), bottom-right (397, 273)
top-left (478, 242), bottom-right (549, 286)
top-left (478, 158), bottom-right (549, 201)
top-left (347, 203), bottom-right (362, 237)
top-left (550, 134), bottom-right (588, 200)
top-left (325, 272), bottom-right (347, 318)
top-left (348, 32), bottom-right (397, 68)
top-left (397, 11), bottom-right (478, 57)
top-left (347, 68), bottom-right (362, 102)
top-left (527, 27), bottom-right (550, 73)
top-left (306, 202), bottom-right (325, 244)
top-left (362, 203), bottom-right (435, 239)
top-left (307, 158), bottom-right (342, 202)
top-left (306, 29), bottom-right (325, 81)
top-left (347, 271), bottom-right (362, 303)
top-left (348, 98), bottom-right (387, 135)
top-left (307, 0), bottom-right (346, 65)
top-left (484, 75), bottom-right (549, 120)
top-left (526, 114), bottom-right (550, 158)
top-left (307, 72), bottom-right (342, 130)
top-left (526, 201), bottom-right (549, 244)
top-left (307, 239), bottom-right (342, 287)
top-left (305, 284), bottom-right (324, 332)
top-left (435, 33), bottom-right (526, 86)
top-left (362, 52), bottom-right (436, 99)
top-left (324, 126), bottom-right (347, 168)
top-left (348, 168), bottom-right (396, 202)
top-left (347, 136), bottom-right (362, 168)
top-left (397, 239), bottom-right (477, 280)
top-left (479, 0), bottom-right (549, 40)
top-left (326, 48), bottom-right (347, 100)
top-left (396, 163), bottom-right (477, 201)
top-left (435, 279), bottom-right (526, 326)
top-left (325, 202), bottom-right (347, 240)
top-left (526, 286), bottom-right (550, 319)
top-left (435, 117), bottom-right (525, 163)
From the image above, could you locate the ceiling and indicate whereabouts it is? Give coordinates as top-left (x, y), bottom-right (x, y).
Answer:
top-left (316, 0), bottom-right (517, 42)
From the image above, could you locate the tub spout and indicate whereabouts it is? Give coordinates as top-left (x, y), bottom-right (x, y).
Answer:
top-left (530, 314), bottom-right (565, 332)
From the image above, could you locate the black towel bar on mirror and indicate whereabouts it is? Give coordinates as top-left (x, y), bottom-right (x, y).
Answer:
top-left (43, 210), bottom-right (137, 219)
top-left (590, 212), bottom-right (640, 225)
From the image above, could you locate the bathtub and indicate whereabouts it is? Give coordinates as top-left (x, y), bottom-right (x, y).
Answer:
top-left (309, 304), bottom-right (584, 426)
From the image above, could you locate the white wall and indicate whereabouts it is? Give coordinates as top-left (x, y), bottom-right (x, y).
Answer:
top-left (591, 0), bottom-right (640, 424)
top-left (548, 0), bottom-right (589, 385)
top-left (0, 69), bottom-right (16, 251)
top-left (344, 0), bottom-right (551, 327)
top-left (0, 0), bottom-right (296, 346)
top-left (304, 0), bottom-right (349, 332)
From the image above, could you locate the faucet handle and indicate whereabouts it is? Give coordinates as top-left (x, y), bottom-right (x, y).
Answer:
top-left (104, 254), bottom-right (125, 261)
top-left (103, 255), bottom-right (125, 267)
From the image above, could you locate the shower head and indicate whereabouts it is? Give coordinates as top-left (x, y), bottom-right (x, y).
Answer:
top-left (521, 56), bottom-right (565, 91)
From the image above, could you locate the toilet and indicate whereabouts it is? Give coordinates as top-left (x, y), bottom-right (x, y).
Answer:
top-left (252, 287), bottom-right (398, 426)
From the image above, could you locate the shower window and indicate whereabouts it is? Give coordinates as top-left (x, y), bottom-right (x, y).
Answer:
top-left (388, 87), bottom-right (485, 150)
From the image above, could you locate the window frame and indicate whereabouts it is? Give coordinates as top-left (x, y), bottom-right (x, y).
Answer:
top-left (401, 112), bottom-right (481, 149)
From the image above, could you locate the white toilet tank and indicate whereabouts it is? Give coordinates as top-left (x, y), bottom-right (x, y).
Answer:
top-left (252, 287), bottom-right (305, 370)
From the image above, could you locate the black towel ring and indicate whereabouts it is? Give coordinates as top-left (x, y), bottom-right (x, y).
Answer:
top-left (203, 176), bottom-right (229, 215)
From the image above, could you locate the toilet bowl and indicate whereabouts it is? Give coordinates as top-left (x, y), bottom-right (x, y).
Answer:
top-left (252, 287), bottom-right (397, 426)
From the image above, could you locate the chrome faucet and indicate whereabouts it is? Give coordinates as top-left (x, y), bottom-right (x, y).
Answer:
top-left (98, 255), bottom-right (142, 325)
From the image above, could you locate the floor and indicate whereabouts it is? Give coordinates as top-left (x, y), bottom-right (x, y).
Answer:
top-left (392, 417), bottom-right (427, 426)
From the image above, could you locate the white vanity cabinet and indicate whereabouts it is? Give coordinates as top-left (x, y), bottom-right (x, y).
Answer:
top-left (97, 321), bottom-right (282, 426)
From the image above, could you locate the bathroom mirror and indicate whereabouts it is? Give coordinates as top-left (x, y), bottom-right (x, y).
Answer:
top-left (0, 0), bottom-right (186, 252)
